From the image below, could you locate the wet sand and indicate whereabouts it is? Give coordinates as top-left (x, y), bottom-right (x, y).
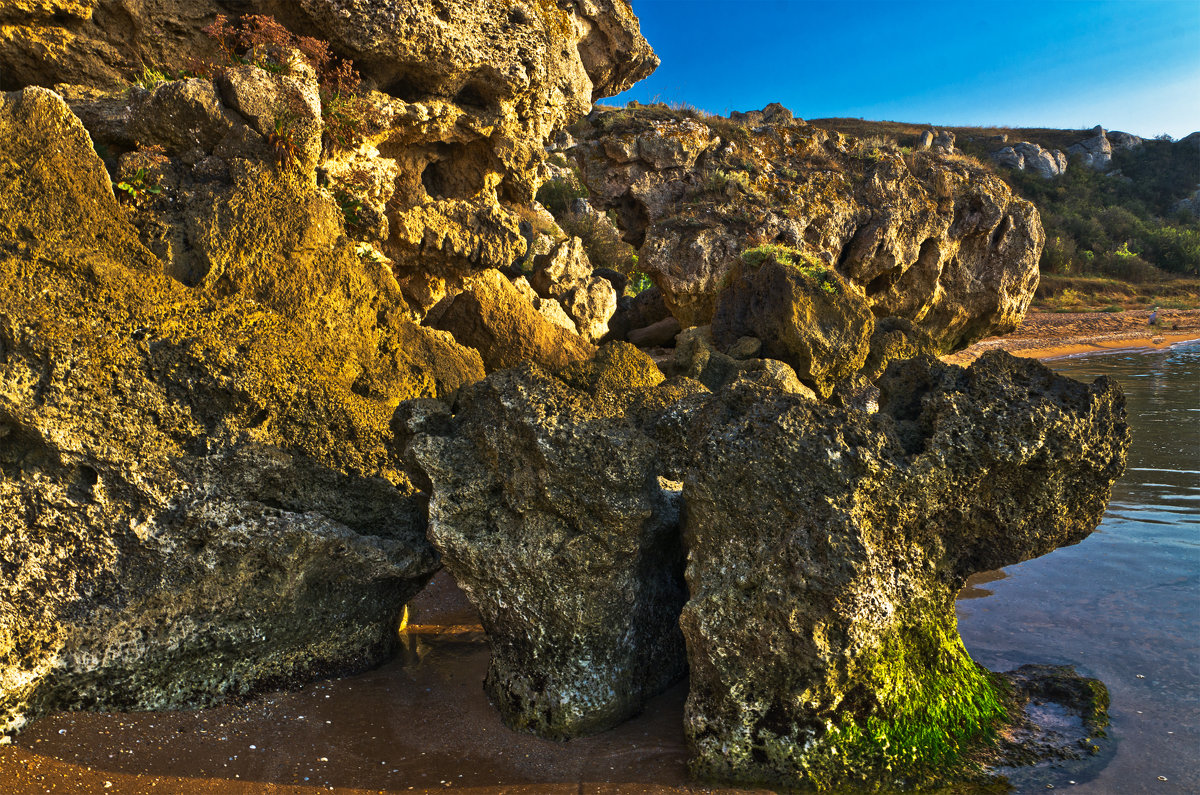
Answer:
top-left (944, 308), bottom-right (1200, 365)
top-left (0, 573), bottom-right (767, 795)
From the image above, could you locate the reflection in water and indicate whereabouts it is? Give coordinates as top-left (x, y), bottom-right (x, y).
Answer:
top-left (958, 569), bottom-right (1010, 600)
top-left (957, 340), bottom-right (1200, 795)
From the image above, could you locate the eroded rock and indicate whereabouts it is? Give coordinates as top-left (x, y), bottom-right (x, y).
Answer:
top-left (680, 352), bottom-right (1128, 789)
top-left (409, 344), bottom-right (699, 739)
top-left (711, 248), bottom-right (875, 397)
top-left (430, 268), bottom-right (596, 373)
top-left (0, 1), bottom-right (657, 298)
top-left (531, 237), bottom-right (618, 343)
top-left (993, 142), bottom-right (1068, 178)
top-left (566, 106), bottom-right (1043, 352)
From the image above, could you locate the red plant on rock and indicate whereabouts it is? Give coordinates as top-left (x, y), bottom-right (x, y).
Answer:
top-left (201, 13), bottom-right (370, 152)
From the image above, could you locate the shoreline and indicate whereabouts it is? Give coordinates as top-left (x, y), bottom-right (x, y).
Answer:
top-left (944, 308), bottom-right (1200, 365)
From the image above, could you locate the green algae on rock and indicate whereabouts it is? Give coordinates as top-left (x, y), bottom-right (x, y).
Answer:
top-left (680, 351), bottom-right (1128, 790)
top-left (0, 85), bottom-right (483, 736)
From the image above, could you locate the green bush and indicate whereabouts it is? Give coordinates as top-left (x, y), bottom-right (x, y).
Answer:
top-left (557, 210), bottom-right (636, 275)
top-left (536, 171), bottom-right (588, 216)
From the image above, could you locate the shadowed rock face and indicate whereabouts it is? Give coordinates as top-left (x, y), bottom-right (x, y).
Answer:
top-left (409, 345), bottom-right (703, 739)
top-left (681, 352), bottom-right (1128, 789)
top-left (0, 87), bottom-right (482, 736)
top-left (410, 340), bottom-right (1128, 791)
top-left (565, 106), bottom-right (1043, 352)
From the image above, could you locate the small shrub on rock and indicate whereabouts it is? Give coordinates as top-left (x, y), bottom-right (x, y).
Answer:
top-left (201, 14), bottom-right (372, 153)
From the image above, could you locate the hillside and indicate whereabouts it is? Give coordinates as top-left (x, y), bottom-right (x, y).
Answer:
top-left (810, 118), bottom-right (1200, 310)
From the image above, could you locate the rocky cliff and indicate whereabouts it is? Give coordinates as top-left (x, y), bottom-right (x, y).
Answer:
top-left (2, 0), bottom-right (656, 316)
top-left (560, 104), bottom-right (1044, 352)
top-left (0, 0), bottom-right (654, 736)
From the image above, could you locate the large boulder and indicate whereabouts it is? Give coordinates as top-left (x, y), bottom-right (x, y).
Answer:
top-left (430, 268), bottom-right (597, 373)
top-left (1067, 125), bottom-right (1114, 170)
top-left (530, 236), bottom-right (618, 343)
top-left (710, 248), bottom-right (875, 397)
top-left (566, 106), bottom-right (1043, 352)
top-left (0, 86), bottom-right (483, 736)
top-left (408, 344), bottom-right (700, 739)
top-left (0, 1), bottom-right (658, 310)
top-left (680, 352), bottom-right (1128, 789)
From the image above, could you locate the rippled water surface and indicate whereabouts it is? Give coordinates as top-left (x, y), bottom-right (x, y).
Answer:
top-left (957, 340), bottom-right (1200, 794)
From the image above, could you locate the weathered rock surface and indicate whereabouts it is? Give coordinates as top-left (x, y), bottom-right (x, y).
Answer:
top-left (0, 86), bottom-right (487, 735)
top-left (710, 250), bottom-right (875, 397)
top-left (993, 142), bottom-right (1068, 178)
top-left (1067, 125), bottom-right (1116, 170)
top-left (530, 237), bottom-right (618, 343)
top-left (409, 344), bottom-right (700, 739)
top-left (669, 327), bottom-right (815, 398)
top-left (566, 105), bottom-right (1043, 352)
top-left (430, 268), bottom-right (597, 373)
top-left (511, 274), bottom-right (579, 334)
top-left (1, 1), bottom-right (657, 308)
top-left (680, 352), bottom-right (1127, 789)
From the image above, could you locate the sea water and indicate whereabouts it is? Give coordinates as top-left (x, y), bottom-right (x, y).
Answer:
top-left (957, 340), bottom-right (1200, 794)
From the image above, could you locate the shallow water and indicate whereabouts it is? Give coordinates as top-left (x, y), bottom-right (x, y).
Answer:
top-left (2, 342), bottom-right (1196, 794)
top-left (957, 340), bottom-right (1200, 794)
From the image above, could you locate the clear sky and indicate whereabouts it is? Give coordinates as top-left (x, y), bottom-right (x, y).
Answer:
top-left (608, 0), bottom-right (1200, 138)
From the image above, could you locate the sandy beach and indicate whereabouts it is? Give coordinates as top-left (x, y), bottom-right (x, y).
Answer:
top-left (944, 308), bottom-right (1200, 365)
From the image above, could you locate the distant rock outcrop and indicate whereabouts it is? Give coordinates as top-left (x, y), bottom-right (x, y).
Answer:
top-left (993, 141), bottom-right (1069, 178)
top-left (1067, 125), bottom-right (1143, 170)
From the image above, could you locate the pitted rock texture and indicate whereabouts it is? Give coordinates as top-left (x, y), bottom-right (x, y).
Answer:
top-left (680, 352), bottom-right (1128, 789)
top-left (710, 251), bottom-right (875, 398)
top-left (1, 1), bottom-right (657, 308)
top-left (530, 236), bottom-right (618, 343)
top-left (430, 268), bottom-right (597, 373)
top-left (565, 105), bottom-right (1043, 352)
top-left (0, 87), bottom-right (487, 735)
top-left (409, 344), bottom-right (702, 739)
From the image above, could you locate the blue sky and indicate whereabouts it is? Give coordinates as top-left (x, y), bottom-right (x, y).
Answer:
top-left (609, 0), bottom-right (1200, 138)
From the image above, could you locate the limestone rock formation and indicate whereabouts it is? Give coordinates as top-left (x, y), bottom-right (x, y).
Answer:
top-left (2, 1), bottom-right (656, 312)
top-left (409, 345), bottom-right (701, 739)
top-left (710, 249), bottom-right (875, 397)
top-left (511, 274), bottom-right (579, 334)
top-left (992, 141), bottom-right (1068, 178)
top-left (0, 86), bottom-right (486, 736)
top-left (1065, 125), bottom-right (1142, 170)
top-left (680, 352), bottom-right (1128, 789)
top-left (530, 237), bottom-right (618, 343)
top-left (430, 268), bottom-right (597, 373)
top-left (565, 105), bottom-right (1043, 352)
